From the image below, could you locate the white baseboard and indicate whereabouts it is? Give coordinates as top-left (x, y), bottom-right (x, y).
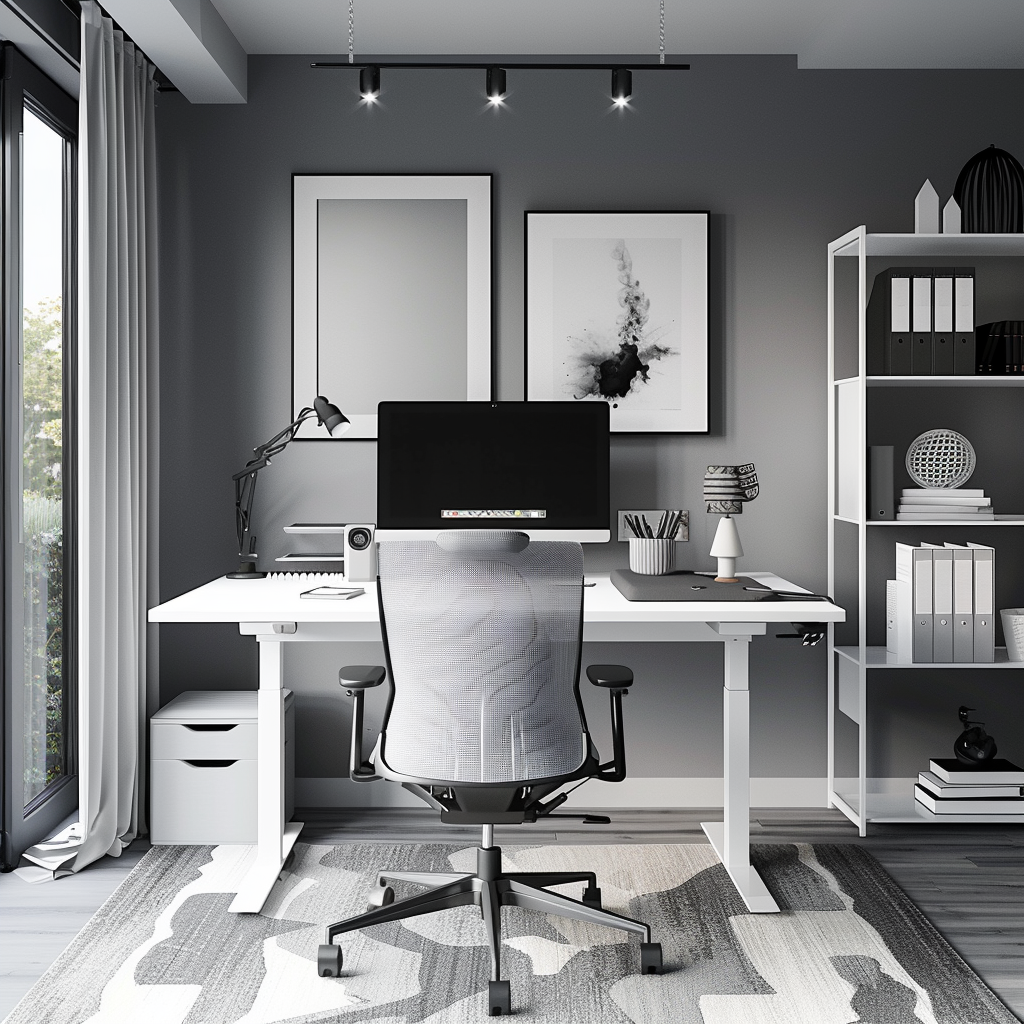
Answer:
top-left (295, 776), bottom-right (831, 809)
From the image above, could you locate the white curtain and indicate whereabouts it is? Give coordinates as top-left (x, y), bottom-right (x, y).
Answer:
top-left (18, 1), bottom-right (159, 879)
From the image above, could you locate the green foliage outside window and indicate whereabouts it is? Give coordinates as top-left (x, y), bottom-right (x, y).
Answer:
top-left (22, 297), bottom-right (65, 799)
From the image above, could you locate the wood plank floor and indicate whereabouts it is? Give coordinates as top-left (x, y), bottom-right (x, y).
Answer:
top-left (2, 808), bottom-right (1021, 1021)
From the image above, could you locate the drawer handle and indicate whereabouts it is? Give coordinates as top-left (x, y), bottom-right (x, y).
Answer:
top-left (184, 724), bottom-right (238, 732)
top-left (184, 759), bottom-right (238, 768)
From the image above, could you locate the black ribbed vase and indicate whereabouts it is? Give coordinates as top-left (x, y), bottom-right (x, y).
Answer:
top-left (954, 145), bottom-right (1024, 233)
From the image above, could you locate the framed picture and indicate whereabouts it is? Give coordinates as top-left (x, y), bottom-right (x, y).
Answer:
top-left (525, 210), bottom-right (709, 433)
top-left (293, 174), bottom-right (492, 439)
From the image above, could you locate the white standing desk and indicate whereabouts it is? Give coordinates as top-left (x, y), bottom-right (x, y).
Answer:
top-left (149, 570), bottom-right (844, 915)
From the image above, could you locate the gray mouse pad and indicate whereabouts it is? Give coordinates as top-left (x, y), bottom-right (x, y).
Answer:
top-left (609, 569), bottom-right (773, 601)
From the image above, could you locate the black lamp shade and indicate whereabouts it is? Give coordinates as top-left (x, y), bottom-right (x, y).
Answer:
top-left (314, 395), bottom-right (351, 436)
top-left (612, 67), bottom-right (632, 102)
top-left (360, 65), bottom-right (380, 98)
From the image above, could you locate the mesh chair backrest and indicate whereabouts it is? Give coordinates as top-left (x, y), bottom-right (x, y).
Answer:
top-left (377, 531), bottom-right (587, 784)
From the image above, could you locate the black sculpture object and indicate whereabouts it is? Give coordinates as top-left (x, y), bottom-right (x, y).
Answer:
top-left (954, 145), bottom-right (1024, 233)
top-left (953, 705), bottom-right (998, 765)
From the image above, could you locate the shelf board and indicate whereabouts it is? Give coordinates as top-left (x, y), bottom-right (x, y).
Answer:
top-left (275, 552), bottom-right (345, 562)
top-left (868, 376), bottom-right (1024, 387)
top-left (283, 524), bottom-right (347, 534)
top-left (865, 791), bottom-right (1024, 824)
top-left (866, 516), bottom-right (1024, 526)
top-left (833, 376), bottom-right (1024, 387)
top-left (833, 515), bottom-right (1024, 526)
top-left (832, 232), bottom-right (1024, 258)
top-left (836, 645), bottom-right (1022, 669)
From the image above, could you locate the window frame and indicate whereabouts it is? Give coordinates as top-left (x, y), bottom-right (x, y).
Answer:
top-left (0, 41), bottom-right (77, 868)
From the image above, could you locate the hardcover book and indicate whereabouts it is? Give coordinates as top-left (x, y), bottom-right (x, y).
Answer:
top-left (929, 758), bottom-right (1024, 785)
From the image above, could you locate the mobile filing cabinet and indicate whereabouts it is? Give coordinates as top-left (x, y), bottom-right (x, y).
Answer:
top-left (150, 690), bottom-right (294, 844)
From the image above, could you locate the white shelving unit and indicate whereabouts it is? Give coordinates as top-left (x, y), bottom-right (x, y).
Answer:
top-left (827, 227), bottom-right (1024, 835)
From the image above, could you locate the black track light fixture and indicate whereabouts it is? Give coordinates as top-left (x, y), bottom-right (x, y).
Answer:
top-left (313, 61), bottom-right (690, 107)
top-left (611, 67), bottom-right (632, 107)
top-left (359, 64), bottom-right (380, 101)
top-left (486, 66), bottom-right (507, 105)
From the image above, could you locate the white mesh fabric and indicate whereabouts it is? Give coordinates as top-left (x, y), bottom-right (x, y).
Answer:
top-left (377, 534), bottom-right (587, 784)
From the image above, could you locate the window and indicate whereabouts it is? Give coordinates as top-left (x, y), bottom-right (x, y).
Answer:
top-left (2, 43), bottom-right (77, 866)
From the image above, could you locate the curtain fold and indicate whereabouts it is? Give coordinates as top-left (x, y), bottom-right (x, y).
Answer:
top-left (17, 0), bottom-right (158, 880)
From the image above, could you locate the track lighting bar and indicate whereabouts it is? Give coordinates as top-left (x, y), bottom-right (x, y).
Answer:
top-left (312, 61), bottom-right (689, 71)
top-left (314, 61), bottom-right (688, 105)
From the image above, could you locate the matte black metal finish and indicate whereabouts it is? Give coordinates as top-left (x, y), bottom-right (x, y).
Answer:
top-left (321, 843), bottom-right (654, 1010)
top-left (312, 61), bottom-right (690, 71)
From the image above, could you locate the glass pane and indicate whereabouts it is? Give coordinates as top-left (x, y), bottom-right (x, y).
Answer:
top-left (21, 107), bottom-right (66, 807)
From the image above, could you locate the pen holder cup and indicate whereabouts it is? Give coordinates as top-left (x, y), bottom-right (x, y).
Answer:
top-left (1000, 609), bottom-right (1024, 660)
top-left (629, 538), bottom-right (676, 576)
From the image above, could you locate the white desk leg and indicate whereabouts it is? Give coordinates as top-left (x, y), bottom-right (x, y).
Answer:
top-left (229, 639), bottom-right (302, 913)
top-left (701, 637), bottom-right (779, 913)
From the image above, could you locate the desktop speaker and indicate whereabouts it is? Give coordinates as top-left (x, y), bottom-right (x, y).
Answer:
top-left (344, 524), bottom-right (377, 582)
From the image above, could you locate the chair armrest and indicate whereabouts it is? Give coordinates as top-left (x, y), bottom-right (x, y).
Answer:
top-left (586, 664), bottom-right (632, 782)
top-left (339, 665), bottom-right (386, 690)
top-left (586, 664), bottom-right (633, 691)
top-left (340, 665), bottom-right (385, 781)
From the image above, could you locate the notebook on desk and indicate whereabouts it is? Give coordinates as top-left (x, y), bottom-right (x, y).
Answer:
top-left (610, 570), bottom-right (774, 602)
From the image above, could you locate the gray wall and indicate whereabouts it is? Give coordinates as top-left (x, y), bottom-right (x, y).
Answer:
top-left (156, 54), bottom-right (1024, 787)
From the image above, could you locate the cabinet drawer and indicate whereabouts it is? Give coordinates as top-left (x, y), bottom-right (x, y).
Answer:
top-left (151, 758), bottom-right (257, 844)
top-left (151, 720), bottom-right (257, 760)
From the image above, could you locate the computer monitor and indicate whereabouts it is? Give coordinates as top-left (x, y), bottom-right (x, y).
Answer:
top-left (376, 401), bottom-right (610, 542)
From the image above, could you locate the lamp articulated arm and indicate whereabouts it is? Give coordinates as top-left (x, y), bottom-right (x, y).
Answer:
top-left (227, 396), bottom-right (349, 580)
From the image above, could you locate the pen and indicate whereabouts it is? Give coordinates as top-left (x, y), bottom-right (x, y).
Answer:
top-left (655, 511), bottom-right (667, 539)
top-left (641, 515), bottom-right (653, 538)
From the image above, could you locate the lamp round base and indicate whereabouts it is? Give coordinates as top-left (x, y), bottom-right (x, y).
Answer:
top-left (227, 562), bottom-right (267, 580)
top-left (714, 576), bottom-right (740, 583)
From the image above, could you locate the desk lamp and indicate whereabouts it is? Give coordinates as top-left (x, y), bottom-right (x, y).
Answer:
top-left (704, 463), bottom-right (759, 583)
top-left (228, 396), bottom-right (350, 579)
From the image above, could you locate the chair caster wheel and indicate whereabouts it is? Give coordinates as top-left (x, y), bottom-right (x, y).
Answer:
top-left (367, 884), bottom-right (395, 911)
top-left (317, 943), bottom-right (343, 977)
top-left (582, 885), bottom-right (602, 909)
top-left (641, 942), bottom-right (663, 975)
top-left (488, 979), bottom-right (511, 1016)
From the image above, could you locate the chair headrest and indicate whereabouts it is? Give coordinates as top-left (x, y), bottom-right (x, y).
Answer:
top-left (435, 530), bottom-right (530, 555)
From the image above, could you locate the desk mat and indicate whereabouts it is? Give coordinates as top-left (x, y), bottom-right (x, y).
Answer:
top-left (610, 569), bottom-right (773, 601)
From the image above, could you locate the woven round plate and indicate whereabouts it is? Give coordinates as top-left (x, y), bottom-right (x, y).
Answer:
top-left (905, 429), bottom-right (976, 488)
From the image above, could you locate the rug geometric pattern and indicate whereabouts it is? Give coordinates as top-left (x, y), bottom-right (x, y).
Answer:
top-left (4, 841), bottom-right (1018, 1024)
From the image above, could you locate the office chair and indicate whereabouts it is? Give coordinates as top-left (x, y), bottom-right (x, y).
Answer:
top-left (317, 530), bottom-right (661, 1016)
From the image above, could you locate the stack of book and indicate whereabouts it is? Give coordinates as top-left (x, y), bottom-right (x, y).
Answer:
top-left (915, 759), bottom-right (1024, 817)
top-left (897, 488), bottom-right (993, 521)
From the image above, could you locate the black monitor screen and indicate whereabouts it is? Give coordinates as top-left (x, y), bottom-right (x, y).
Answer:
top-left (377, 402), bottom-right (610, 540)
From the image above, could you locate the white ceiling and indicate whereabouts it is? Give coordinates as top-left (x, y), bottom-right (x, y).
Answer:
top-left (98, 0), bottom-right (1024, 103)
top-left (210, 0), bottom-right (1024, 67)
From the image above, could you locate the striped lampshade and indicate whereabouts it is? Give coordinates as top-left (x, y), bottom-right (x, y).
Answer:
top-left (704, 464), bottom-right (759, 514)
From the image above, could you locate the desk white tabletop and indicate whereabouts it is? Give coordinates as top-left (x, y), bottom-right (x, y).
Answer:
top-left (149, 571), bottom-right (845, 626)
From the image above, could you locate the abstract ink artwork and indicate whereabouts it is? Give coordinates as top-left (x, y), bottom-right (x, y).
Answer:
top-left (526, 211), bottom-right (709, 433)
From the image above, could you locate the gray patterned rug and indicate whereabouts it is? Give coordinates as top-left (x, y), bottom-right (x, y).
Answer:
top-left (4, 841), bottom-right (1018, 1023)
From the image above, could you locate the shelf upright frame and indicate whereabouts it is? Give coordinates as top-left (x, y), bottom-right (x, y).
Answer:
top-left (828, 225), bottom-right (869, 835)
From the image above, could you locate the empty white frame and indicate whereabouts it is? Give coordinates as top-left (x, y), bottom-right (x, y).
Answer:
top-left (293, 174), bottom-right (492, 438)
